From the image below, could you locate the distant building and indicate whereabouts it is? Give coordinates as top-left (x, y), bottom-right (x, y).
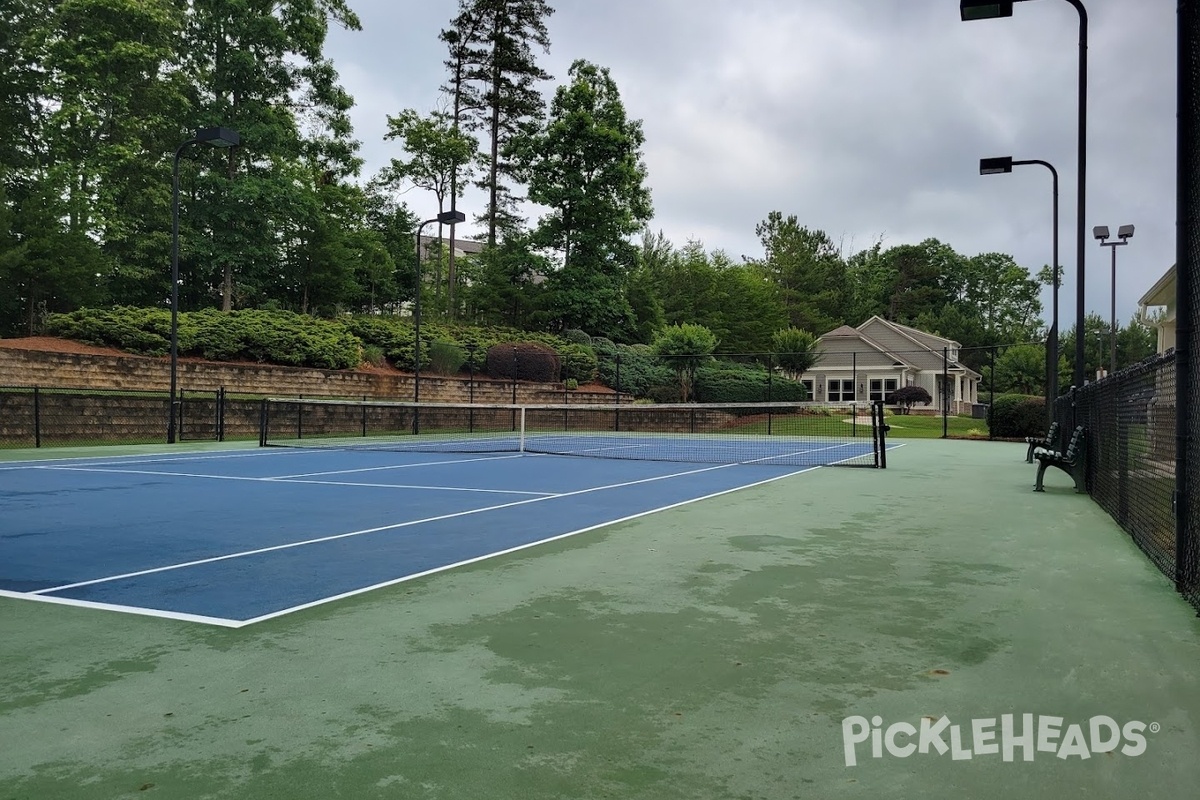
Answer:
top-left (811, 316), bottom-right (982, 414)
top-left (1137, 264), bottom-right (1176, 354)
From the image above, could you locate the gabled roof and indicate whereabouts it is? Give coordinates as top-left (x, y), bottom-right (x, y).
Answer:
top-left (817, 324), bottom-right (921, 370)
top-left (1138, 264), bottom-right (1176, 308)
top-left (860, 315), bottom-right (961, 350)
top-left (819, 316), bottom-right (982, 379)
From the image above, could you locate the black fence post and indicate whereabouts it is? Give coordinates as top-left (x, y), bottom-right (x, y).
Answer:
top-left (259, 398), bottom-right (268, 447)
top-left (217, 387), bottom-right (226, 442)
top-left (615, 352), bottom-right (622, 432)
top-left (852, 351), bottom-right (858, 439)
top-left (511, 345), bottom-right (518, 433)
top-left (942, 347), bottom-right (949, 439)
top-left (361, 394), bottom-right (368, 438)
top-left (467, 347), bottom-right (476, 433)
top-left (297, 393), bottom-right (303, 440)
top-left (767, 353), bottom-right (774, 436)
top-left (33, 386), bottom-right (41, 448)
top-left (989, 345), bottom-right (996, 440)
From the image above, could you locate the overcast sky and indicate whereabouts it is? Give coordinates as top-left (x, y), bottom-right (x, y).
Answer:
top-left (323, 0), bottom-right (1177, 332)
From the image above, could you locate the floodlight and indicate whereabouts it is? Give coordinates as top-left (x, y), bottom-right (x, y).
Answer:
top-left (1093, 226), bottom-right (1110, 241)
top-left (1117, 224), bottom-right (1134, 240)
top-left (979, 156), bottom-right (1014, 175)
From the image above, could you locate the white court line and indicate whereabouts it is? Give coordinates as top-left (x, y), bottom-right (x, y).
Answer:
top-left (1, 463), bottom-right (822, 628)
top-left (33, 465), bottom-right (552, 496)
top-left (0, 589), bottom-right (242, 628)
top-left (0, 447), bottom-right (306, 471)
top-left (269, 453), bottom-right (523, 479)
top-left (237, 465), bottom-right (822, 627)
top-left (30, 461), bottom-right (746, 596)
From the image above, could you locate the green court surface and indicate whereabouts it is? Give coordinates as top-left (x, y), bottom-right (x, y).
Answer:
top-left (3, 439), bottom-right (1200, 799)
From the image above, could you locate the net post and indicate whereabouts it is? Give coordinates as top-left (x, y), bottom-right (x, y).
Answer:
top-left (877, 400), bottom-right (888, 469)
top-left (519, 406), bottom-right (527, 453)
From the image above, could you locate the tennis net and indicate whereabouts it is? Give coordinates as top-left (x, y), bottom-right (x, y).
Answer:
top-left (259, 399), bottom-right (889, 468)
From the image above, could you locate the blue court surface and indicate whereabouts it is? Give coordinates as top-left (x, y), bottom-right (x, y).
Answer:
top-left (0, 445), bottom-right (868, 627)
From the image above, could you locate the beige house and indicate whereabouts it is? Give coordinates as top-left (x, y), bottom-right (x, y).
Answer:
top-left (1137, 264), bottom-right (1176, 353)
top-left (808, 317), bottom-right (982, 414)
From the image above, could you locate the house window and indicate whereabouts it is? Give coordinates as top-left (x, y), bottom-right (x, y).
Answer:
top-left (801, 379), bottom-right (815, 401)
top-left (828, 379), bottom-right (855, 402)
top-left (870, 378), bottom-right (899, 402)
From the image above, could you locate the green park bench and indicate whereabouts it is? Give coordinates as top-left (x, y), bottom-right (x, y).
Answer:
top-left (1025, 421), bottom-right (1060, 463)
top-left (1034, 425), bottom-right (1087, 493)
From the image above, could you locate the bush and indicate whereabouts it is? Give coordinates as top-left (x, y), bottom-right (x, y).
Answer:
top-left (886, 385), bottom-right (933, 414)
top-left (558, 343), bottom-right (598, 384)
top-left (592, 339), bottom-right (674, 397)
top-left (45, 307), bottom-right (362, 369)
top-left (989, 394), bottom-right (1046, 438)
top-left (428, 340), bottom-right (466, 375)
top-left (486, 342), bottom-right (561, 383)
top-left (564, 378), bottom-right (579, 391)
top-left (693, 361), bottom-right (808, 404)
top-left (561, 329), bottom-right (592, 346)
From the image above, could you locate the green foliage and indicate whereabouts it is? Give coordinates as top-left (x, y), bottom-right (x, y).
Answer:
top-left (651, 323), bottom-right (717, 401)
top-left (993, 343), bottom-right (1046, 395)
top-left (561, 328), bottom-right (592, 345)
top-left (557, 343), bottom-right (598, 383)
top-left (651, 323), bottom-right (718, 358)
top-left (693, 361), bottom-right (808, 404)
top-left (486, 341), bottom-right (561, 383)
top-left (564, 378), bottom-right (579, 390)
top-left (45, 307), bottom-right (362, 369)
top-left (771, 327), bottom-right (820, 376)
top-left (428, 340), bottom-right (467, 375)
top-left (591, 337), bottom-right (673, 397)
top-left (989, 394), bottom-right (1046, 439)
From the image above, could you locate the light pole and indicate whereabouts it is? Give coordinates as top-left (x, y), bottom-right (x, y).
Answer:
top-left (980, 155), bottom-right (1060, 424)
top-left (169, 126), bottom-right (240, 444)
top-left (413, 210), bottom-right (467, 416)
top-left (961, 0), bottom-right (1088, 391)
top-left (1093, 224), bottom-right (1134, 376)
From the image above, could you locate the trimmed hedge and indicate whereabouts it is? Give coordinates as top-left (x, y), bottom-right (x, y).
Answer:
top-left (558, 343), bottom-right (598, 384)
top-left (693, 362), bottom-right (808, 404)
top-left (45, 307), bottom-right (362, 370)
top-left (989, 393), bottom-right (1046, 438)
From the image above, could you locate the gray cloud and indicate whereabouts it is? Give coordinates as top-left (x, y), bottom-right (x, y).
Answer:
top-left (326, 0), bottom-right (1177, 329)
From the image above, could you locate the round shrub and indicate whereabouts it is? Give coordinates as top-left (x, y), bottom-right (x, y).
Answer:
top-left (558, 343), bottom-right (598, 384)
top-left (989, 394), bottom-right (1046, 438)
top-left (428, 340), bottom-right (466, 375)
top-left (486, 342), bottom-right (561, 383)
top-left (561, 329), bottom-right (592, 346)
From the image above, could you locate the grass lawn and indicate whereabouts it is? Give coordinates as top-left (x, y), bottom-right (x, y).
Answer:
top-left (727, 411), bottom-right (988, 439)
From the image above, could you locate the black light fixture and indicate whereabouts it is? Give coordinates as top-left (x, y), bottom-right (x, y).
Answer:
top-left (980, 155), bottom-right (1060, 425)
top-left (962, 0), bottom-right (1089, 394)
top-left (960, 1), bottom-right (1016, 21)
top-left (168, 126), bottom-right (241, 444)
top-left (979, 156), bottom-right (1014, 175)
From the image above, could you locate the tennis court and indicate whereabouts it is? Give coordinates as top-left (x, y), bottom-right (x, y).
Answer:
top-left (0, 404), bottom-right (888, 626)
top-left (5, 437), bottom-right (1200, 800)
